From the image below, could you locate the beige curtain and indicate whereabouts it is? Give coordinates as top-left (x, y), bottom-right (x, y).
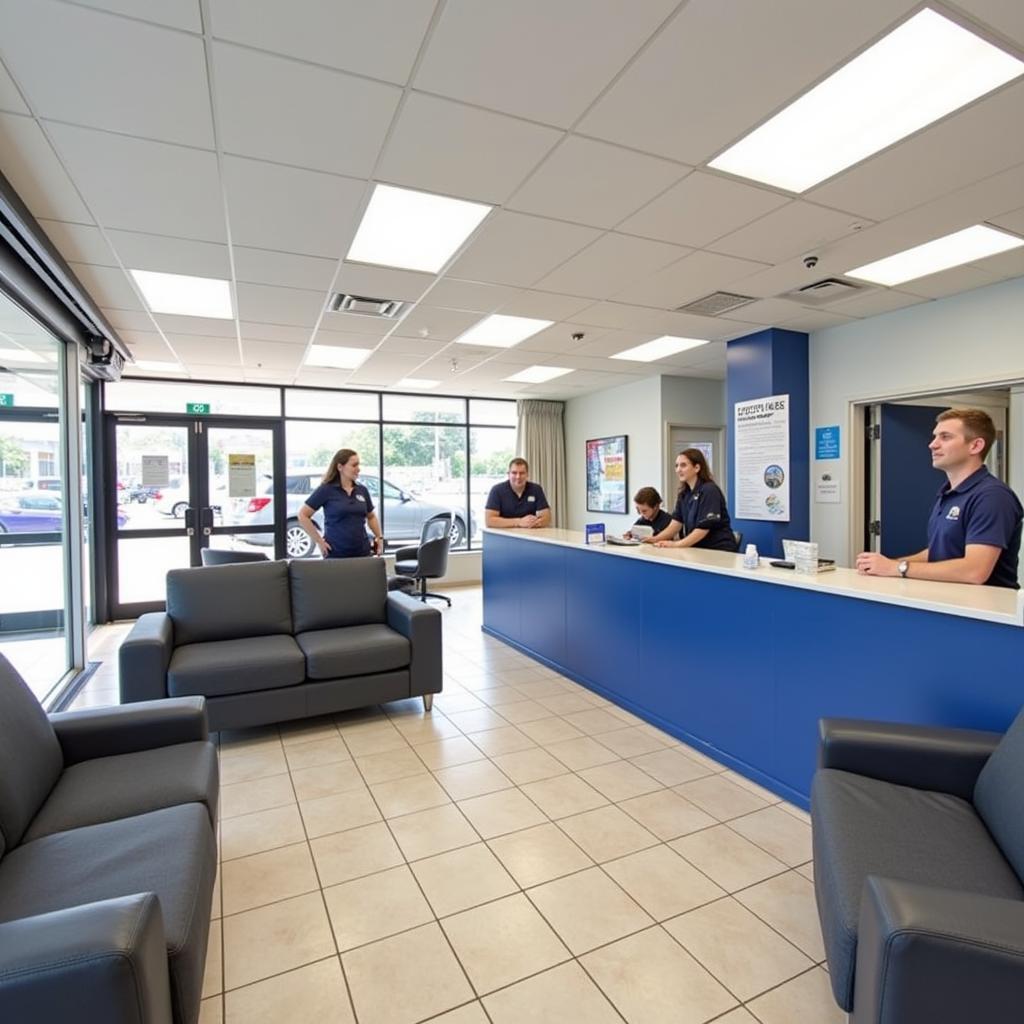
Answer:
top-left (516, 399), bottom-right (567, 528)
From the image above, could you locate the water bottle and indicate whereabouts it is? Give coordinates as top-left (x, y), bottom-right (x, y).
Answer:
top-left (743, 543), bottom-right (759, 569)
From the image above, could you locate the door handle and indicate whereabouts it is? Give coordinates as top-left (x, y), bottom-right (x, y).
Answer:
top-left (201, 506), bottom-right (214, 536)
top-left (184, 507), bottom-right (196, 537)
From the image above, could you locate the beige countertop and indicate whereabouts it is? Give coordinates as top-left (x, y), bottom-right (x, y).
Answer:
top-left (483, 527), bottom-right (1024, 628)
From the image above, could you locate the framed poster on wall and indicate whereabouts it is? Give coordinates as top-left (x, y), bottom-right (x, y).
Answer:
top-left (586, 435), bottom-right (628, 513)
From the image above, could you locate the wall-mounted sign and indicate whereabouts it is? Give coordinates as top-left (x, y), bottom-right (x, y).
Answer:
top-left (735, 394), bottom-right (790, 522)
top-left (815, 425), bottom-right (841, 460)
top-left (141, 454), bottom-right (170, 487)
top-left (586, 435), bottom-right (628, 514)
top-left (186, 402), bottom-right (210, 415)
top-left (0, 393), bottom-right (14, 407)
top-left (228, 453), bottom-right (257, 498)
top-left (815, 469), bottom-right (841, 504)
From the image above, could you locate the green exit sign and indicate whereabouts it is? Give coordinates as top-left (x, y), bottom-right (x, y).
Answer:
top-left (186, 402), bottom-right (210, 415)
top-left (0, 393), bottom-right (14, 408)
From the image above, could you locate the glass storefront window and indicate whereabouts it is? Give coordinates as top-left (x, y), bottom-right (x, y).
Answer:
top-left (470, 426), bottom-right (516, 543)
top-left (104, 379), bottom-right (281, 416)
top-left (383, 394), bottom-right (466, 424)
top-left (285, 388), bottom-right (379, 421)
top-left (470, 398), bottom-right (517, 427)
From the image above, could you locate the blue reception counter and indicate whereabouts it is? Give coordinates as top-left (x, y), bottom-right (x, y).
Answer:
top-left (482, 529), bottom-right (1024, 808)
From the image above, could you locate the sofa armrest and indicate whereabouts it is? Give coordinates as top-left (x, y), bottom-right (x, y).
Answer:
top-left (853, 876), bottom-right (1024, 1024)
top-left (0, 893), bottom-right (173, 1024)
top-left (817, 718), bottom-right (1001, 799)
top-left (49, 697), bottom-right (208, 765)
top-left (387, 591), bottom-right (442, 697)
top-left (119, 612), bottom-right (174, 703)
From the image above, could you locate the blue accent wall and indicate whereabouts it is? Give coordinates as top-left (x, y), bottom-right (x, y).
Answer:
top-left (726, 328), bottom-right (809, 557)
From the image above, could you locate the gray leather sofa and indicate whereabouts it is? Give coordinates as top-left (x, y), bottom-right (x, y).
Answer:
top-left (811, 711), bottom-right (1024, 1024)
top-left (119, 557), bottom-right (443, 732)
top-left (0, 653), bottom-right (218, 1024)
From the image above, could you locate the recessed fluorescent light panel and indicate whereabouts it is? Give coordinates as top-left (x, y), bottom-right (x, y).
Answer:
top-left (305, 345), bottom-right (372, 369)
top-left (130, 270), bottom-right (233, 319)
top-left (610, 336), bottom-right (709, 362)
top-left (504, 365), bottom-right (574, 384)
top-left (134, 360), bottom-right (182, 372)
top-left (710, 8), bottom-right (1024, 192)
top-left (847, 225), bottom-right (1024, 285)
top-left (346, 184), bottom-right (492, 273)
top-left (398, 378), bottom-right (440, 389)
top-left (455, 314), bottom-right (553, 349)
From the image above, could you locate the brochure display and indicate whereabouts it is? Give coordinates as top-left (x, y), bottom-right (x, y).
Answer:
top-left (586, 435), bottom-right (628, 514)
top-left (735, 395), bottom-right (790, 521)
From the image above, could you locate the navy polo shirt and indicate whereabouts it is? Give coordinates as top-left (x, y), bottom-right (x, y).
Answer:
top-left (672, 481), bottom-right (737, 551)
top-left (485, 480), bottom-right (550, 520)
top-left (305, 481), bottom-right (374, 558)
top-left (927, 466), bottom-right (1022, 589)
top-left (633, 508), bottom-right (673, 535)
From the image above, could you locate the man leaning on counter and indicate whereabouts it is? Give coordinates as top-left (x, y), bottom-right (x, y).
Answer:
top-left (485, 457), bottom-right (552, 530)
top-left (856, 407), bottom-right (1023, 588)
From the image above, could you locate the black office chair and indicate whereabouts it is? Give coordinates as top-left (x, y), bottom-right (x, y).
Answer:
top-left (200, 548), bottom-right (269, 566)
top-left (732, 530), bottom-right (743, 551)
top-left (393, 514), bottom-right (452, 606)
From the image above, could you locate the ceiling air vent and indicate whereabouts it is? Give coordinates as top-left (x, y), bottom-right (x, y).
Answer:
top-left (676, 291), bottom-right (757, 316)
top-left (784, 277), bottom-right (865, 306)
top-left (328, 293), bottom-right (408, 319)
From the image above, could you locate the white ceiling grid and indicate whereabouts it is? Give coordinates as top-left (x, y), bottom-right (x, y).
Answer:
top-left (0, 0), bottom-right (1019, 398)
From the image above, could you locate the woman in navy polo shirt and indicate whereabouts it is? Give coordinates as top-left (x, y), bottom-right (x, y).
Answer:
top-left (298, 448), bottom-right (384, 558)
top-left (645, 449), bottom-right (738, 552)
top-left (624, 486), bottom-right (674, 539)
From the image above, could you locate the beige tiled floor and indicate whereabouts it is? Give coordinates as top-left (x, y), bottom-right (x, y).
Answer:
top-left (71, 587), bottom-right (844, 1024)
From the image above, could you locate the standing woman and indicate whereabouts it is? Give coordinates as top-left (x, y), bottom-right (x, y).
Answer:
top-left (298, 448), bottom-right (384, 558)
top-left (646, 449), bottom-right (738, 551)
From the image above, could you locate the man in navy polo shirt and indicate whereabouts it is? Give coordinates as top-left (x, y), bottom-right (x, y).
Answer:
top-left (485, 457), bottom-right (552, 529)
top-left (856, 408), bottom-right (1022, 588)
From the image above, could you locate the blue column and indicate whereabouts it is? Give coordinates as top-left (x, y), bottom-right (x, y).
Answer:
top-left (726, 328), bottom-right (809, 556)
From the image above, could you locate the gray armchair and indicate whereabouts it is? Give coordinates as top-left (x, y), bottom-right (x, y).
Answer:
top-left (394, 513), bottom-right (453, 606)
top-left (200, 547), bottom-right (268, 565)
top-left (811, 711), bottom-right (1024, 1024)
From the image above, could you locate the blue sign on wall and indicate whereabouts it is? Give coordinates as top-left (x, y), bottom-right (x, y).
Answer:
top-left (815, 425), bottom-right (840, 460)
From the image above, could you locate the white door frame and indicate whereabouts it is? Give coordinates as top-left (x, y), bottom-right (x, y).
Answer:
top-left (664, 423), bottom-right (727, 505)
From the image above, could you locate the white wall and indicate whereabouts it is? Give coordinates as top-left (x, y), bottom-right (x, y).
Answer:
top-left (809, 276), bottom-right (1024, 564)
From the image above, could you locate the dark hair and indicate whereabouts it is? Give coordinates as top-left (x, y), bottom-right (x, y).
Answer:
top-left (677, 448), bottom-right (714, 490)
top-left (633, 486), bottom-right (662, 508)
top-left (508, 457), bottom-right (529, 472)
top-left (936, 408), bottom-right (996, 458)
top-left (322, 448), bottom-right (358, 485)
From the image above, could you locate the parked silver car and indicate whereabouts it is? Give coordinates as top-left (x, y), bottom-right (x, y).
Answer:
top-left (225, 473), bottom-right (472, 558)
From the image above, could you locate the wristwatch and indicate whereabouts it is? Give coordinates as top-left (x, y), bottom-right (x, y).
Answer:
top-left (898, 560), bottom-right (909, 579)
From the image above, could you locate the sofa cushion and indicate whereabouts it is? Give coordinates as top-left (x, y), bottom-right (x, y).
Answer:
top-left (0, 654), bottom-right (63, 849)
top-left (22, 740), bottom-right (218, 844)
top-left (296, 625), bottom-right (410, 681)
top-left (289, 558), bottom-right (387, 633)
top-left (0, 803), bottom-right (216, 1024)
top-left (812, 767), bottom-right (1023, 1011)
top-left (974, 706), bottom-right (1024, 880)
top-left (168, 636), bottom-right (305, 699)
top-left (167, 560), bottom-right (292, 646)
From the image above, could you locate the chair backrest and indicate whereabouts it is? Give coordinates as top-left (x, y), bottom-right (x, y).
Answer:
top-left (421, 513), bottom-right (452, 545)
top-left (733, 530), bottom-right (743, 551)
top-left (200, 548), bottom-right (269, 566)
top-left (0, 654), bottom-right (64, 851)
top-left (974, 706), bottom-right (1024, 880)
top-left (416, 516), bottom-right (451, 580)
top-left (289, 557), bottom-right (387, 632)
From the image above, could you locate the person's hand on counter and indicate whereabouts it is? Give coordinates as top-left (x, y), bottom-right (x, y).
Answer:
top-left (519, 514), bottom-right (539, 528)
top-left (855, 552), bottom-right (898, 576)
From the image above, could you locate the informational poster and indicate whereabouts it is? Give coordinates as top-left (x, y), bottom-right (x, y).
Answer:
top-left (734, 395), bottom-right (790, 521)
top-left (140, 454), bottom-right (170, 487)
top-left (586, 435), bottom-right (628, 514)
top-left (227, 453), bottom-right (257, 498)
top-left (815, 468), bottom-right (841, 504)
top-left (815, 425), bottom-right (840, 460)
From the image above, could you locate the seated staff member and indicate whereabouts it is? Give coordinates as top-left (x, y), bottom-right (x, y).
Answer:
top-left (625, 486), bottom-right (673, 538)
top-left (485, 457), bottom-right (551, 529)
top-left (645, 448), bottom-right (738, 551)
top-left (856, 407), bottom-right (1022, 588)
top-left (298, 447), bottom-right (384, 558)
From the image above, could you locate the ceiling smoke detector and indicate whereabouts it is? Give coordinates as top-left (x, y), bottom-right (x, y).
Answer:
top-left (328, 293), bottom-right (407, 319)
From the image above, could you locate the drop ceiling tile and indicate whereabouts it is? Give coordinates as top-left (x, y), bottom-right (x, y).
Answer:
top-left (39, 220), bottom-right (116, 265)
top-left (243, 366), bottom-right (292, 382)
top-left (0, 114), bottom-right (94, 222)
top-left (392, 306), bottom-right (482, 342)
top-left (717, 297), bottom-right (811, 326)
top-left (577, 0), bottom-right (917, 164)
top-left (241, 339), bottom-right (306, 369)
top-left (320, 311), bottom-right (395, 336)
top-left (0, 58), bottom-right (28, 113)
top-left (809, 80), bottom-right (1024, 221)
top-left (574, 300), bottom-right (718, 335)
top-left (233, 248), bottom-right (338, 291)
top-left (47, 123), bottom-right (225, 241)
top-left (293, 367), bottom-right (358, 388)
top-left (312, 328), bottom-right (389, 348)
top-left (779, 309), bottom-right (858, 332)
top-left (117, 329), bottom-right (164, 347)
top-left (151, 314), bottom-right (237, 338)
top-left (72, 0), bottom-right (202, 32)
top-left (620, 172), bottom-right (790, 248)
top-left (534, 233), bottom-right (690, 300)
top-left (376, 336), bottom-right (448, 357)
top-left (0, 0), bottom-right (213, 147)
top-left (494, 291), bottom-right (595, 324)
top-left (516, 322), bottom-right (613, 355)
top-left (508, 136), bottom-right (687, 229)
top-left (239, 322), bottom-right (311, 345)
top-left (208, 0), bottom-right (436, 84)
top-left (414, 0), bottom-right (679, 127)
top-left (121, 334), bottom-right (174, 360)
top-left (69, 263), bottom-right (143, 310)
top-left (106, 230), bottom-right (231, 278)
top-left (213, 42), bottom-right (401, 177)
top-left (615, 250), bottom-right (768, 308)
top-left (423, 279), bottom-right (520, 313)
top-left (378, 92), bottom-right (561, 204)
top-left (448, 211), bottom-right (600, 287)
top-left (823, 288), bottom-right (927, 319)
top-left (953, 0), bottom-right (1024, 47)
top-left (166, 334), bottom-right (241, 366)
top-left (235, 282), bottom-right (326, 327)
top-left (991, 206), bottom-right (1024, 235)
top-left (335, 264), bottom-right (434, 303)
top-left (101, 308), bottom-right (158, 332)
top-left (713, 201), bottom-right (869, 264)
top-left (223, 155), bottom-right (364, 257)
top-left (972, 246), bottom-right (1024, 281)
top-left (901, 265), bottom-right (1001, 299)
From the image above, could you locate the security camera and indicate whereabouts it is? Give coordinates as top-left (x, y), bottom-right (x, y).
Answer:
top-left (571, 332), bottom-right (585, 342)
top-left (803, 254), bottom-right (819, 269)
